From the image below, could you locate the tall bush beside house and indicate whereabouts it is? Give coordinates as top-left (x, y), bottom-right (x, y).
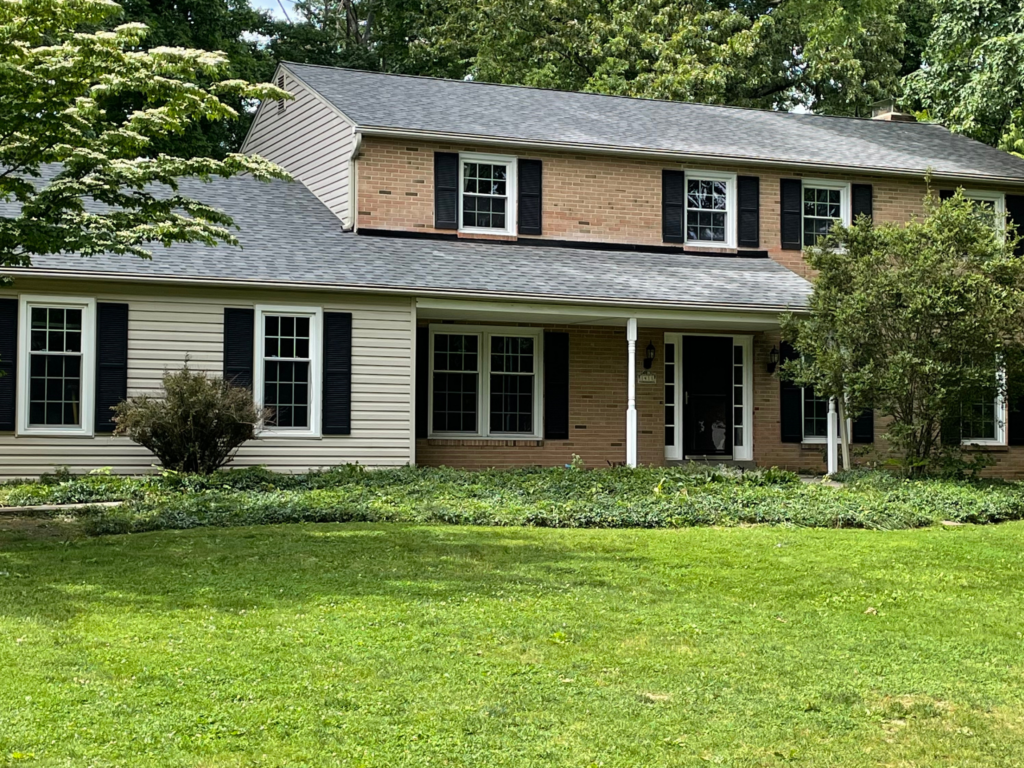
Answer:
top-left (114, 368), bottom-right (269, 474)
top-left (782, 191), bottom-right (1024, 476)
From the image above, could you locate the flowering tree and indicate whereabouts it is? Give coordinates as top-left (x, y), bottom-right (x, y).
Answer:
top-left (0, 0), bottom-right (289, 272)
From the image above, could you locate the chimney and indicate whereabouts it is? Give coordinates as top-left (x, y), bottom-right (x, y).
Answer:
top-left (871, 98), bottom-right (916, 122)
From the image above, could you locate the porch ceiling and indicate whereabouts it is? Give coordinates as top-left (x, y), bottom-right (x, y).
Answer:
top-left (416, 298), bottom-right (784, 331)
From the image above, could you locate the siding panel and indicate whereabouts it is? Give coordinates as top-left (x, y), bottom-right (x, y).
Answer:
top-left (244, 70), bottom-right (355, 227)
top-left (0, 280), bottom-right (413, 478)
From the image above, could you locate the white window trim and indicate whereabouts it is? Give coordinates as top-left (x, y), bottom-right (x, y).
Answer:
top-left (962, 189), bottom-right (1007, 241)
top-left (17, 295), bottom-right (97, 437)
top-left (683, 170), bottom-right (738, 249)
top-left (253, 304), bottom-right (323, 439)
top-left (458, 152), bottom-right (518, 237)
top-left (962, 368), bottom-right (1008, 447)
top-left (427, 324), bottom-right (543, 439)
top-left (801, 179), bottom-right (851, 248)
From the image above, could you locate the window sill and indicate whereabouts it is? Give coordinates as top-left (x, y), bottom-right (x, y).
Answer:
top-left (258, 430), bottom-right (323, 440)
top-left (427, 437), bottom-right (544, 447)
top-left (682, 242), bottom-right (736, 252)
top-left (18, 428), bottom-right (94, 438)
top-left (961, 442), bottom-right (1009, 452)
top-left (457, 231), bottom-right (517, 241)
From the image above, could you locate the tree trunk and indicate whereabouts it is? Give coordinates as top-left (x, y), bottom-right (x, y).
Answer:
top-left (837, 398), bottom-right (852, 471)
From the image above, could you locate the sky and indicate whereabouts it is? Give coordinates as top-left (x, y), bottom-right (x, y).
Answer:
top-left (252, 0), bottom-right (295, 20)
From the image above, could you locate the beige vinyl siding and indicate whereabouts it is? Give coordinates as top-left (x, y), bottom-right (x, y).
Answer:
top-left (243, 68), bottom-right (356, 227)
top-left (0, 279), bottom-right (414, 478)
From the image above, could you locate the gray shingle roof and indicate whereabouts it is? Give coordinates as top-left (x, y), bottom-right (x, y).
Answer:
top-left (284, 63), bottom-right (1024, 184)
top-left (5, 174), bottom-right (810, 311)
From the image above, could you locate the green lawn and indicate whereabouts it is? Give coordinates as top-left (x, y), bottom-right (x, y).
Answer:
top-left (3, 521), bottom-right (1024, 767)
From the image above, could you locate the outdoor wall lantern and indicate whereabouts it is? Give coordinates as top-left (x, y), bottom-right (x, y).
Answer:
top-left (644, 341), bottom-right (656, 370)
top-left (768, 345), bottom-right (780, 374)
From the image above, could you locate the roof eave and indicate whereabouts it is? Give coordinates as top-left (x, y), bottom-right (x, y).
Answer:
top-left (0, 267), bottom-right (809, 315)
top-left (355, 125), bottom-right (1024, 188)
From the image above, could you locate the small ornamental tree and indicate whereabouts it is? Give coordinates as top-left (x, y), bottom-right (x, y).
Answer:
top-left (781, 191), bottom-right (1024, 476)
top-left (0, 0), bottom-right (290, 273)
top-left (114, 367), bottom-right (270, 474)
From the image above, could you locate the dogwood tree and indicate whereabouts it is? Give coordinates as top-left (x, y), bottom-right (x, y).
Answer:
top-left (0, 0), bottom-right (289, 272)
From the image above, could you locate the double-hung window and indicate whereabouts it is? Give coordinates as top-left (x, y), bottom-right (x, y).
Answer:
top-left (802, 180), bottom-right (851, 246)
top-left (962, 190), bottom-right (1006, 239)
top-left (429, 326), bottom-right (541, 438)
top-left (253, 305), bottom-right (322, 437)
top-left (460, 153), bottom-right (517, 235)
top-left (685, 171), bottom-right (736, 247)
top-left (802, 387), bottom-right (829, 442)
top-left (962, 368), bottom-right (1007, 446)
top-left (17, 296), bottom-right (96, 436)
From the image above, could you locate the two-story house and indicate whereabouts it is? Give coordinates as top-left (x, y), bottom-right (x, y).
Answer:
top-left (3, 63), bottom-right (1024, 478)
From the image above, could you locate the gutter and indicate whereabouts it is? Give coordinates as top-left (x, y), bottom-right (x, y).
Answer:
top-left (356, 125), bottom-right (1024, 188)
top-left (0, 267), bottom-right (809, 315)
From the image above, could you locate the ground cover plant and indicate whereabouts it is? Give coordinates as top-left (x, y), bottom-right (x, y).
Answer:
top-left (3, 519), bottom-right (1024, 766)
top-left (4, 465), bottom-right (1024, 535)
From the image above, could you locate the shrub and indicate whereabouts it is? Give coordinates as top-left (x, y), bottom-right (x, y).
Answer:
top-left (113, 367), bottom-right (269, 474)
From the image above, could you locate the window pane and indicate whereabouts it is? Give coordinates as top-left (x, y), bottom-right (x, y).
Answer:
top-left (803, 388), bottom-right (829, 438)
top-left (434, 334), bottom-right (478, 373)
top-left (264, 314), bottom-right (311, 361)
top-left (490, 373), bottom-right (533, 433)
top-left (686, 178), bottom-right (729, 242)
top-left (28, 353), bottom-right (81, 426)
top-left (432, 372), bottom-right (478, 432)
top-left (963, 399), bottom-right (997, 440)
top-left (803, 186), bottom-right (844, 246)
top-left (264, 359), bottom-right (310, 428)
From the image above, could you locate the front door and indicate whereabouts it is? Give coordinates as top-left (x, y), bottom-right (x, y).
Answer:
top-left (683, 335), bottom-right (733, 457)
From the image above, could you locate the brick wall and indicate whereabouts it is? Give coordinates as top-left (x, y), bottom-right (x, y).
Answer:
top-left (353, 137), bottom-right (1018, 279)
top-left (415, 323), bottom-right (812, 470)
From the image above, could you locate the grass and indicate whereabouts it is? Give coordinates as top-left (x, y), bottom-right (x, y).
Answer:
top-left (4, 520), bottom-right (1024, 766)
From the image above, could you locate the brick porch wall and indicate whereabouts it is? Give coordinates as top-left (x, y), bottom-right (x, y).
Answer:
top-left (415, 323), bottom-right (816, 470)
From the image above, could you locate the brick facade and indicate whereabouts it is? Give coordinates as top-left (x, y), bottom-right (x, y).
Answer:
top-left (352, 136), bottom-right (1022, 279)
top-left (360, 137), bottom-right (1024, 475)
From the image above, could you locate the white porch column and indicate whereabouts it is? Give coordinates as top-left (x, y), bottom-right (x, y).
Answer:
top-left (826, 397), bottom-right (839, 475)
top-left (626, 317), bottom-right (638, 468)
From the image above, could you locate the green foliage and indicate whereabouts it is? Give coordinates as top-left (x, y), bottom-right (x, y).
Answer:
top-left (112, 367), bottom-right (270, 474)
top-left (0, 0), bottom-right (289, 271)
top-left (109, 0), bottom-right (279, 158)
top-left (423, 0), bottom-right (909, 116)
top-left (782, 191), bottom-right (1024, 475)
top-left (903, 0), bottom-right (1024, 156)
top-left (4, 463), bottom-right (1024, 536)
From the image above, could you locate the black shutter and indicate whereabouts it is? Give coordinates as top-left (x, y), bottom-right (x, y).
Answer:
top-left (737, 175), bottom-right (760, 248)
top-left (322, 311), bottom-right (352, 435)
top-left (544, 331), bottom-right (570, 440)
top-left (779, 341), bottom-right (802, 443)
top-left (518, 158), bottom-right (543, 235)
top-left (851, 409), bottom-right (874, 443)
top-left (780, 178), bottom-right (803, 250)
top-left (416, 326), bottom-right (429, 439)
top-left (1006, 194), bottom-right (1024, 257)
top-left (223, 307), bottom-right (254, 388)
top-left (939, 189), bottom-right (955, 201)
top-left (662, 169), bottom-right (685, 243)
top-left (434, 152), bottom-right (459, 230)
top-left (94, 302), bottom-right (128, 433)
top-left (0, 298), bottom-right (16, 431)
top-left (852, 184), bottom-right (873, 221)
top-left (1009, 395), bottom-right (1024, 445)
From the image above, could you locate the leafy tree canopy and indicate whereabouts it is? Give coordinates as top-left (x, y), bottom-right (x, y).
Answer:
top-left (781, 194), bottom-right (1024, 475)
top-left (904, 0), bottom-right (1024, 156)
top-left (0, 0), bottom-right (289, 272)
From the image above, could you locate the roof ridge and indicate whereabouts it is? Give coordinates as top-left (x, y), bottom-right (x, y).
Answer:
top-left (281, 62), bottom-right (943, 130)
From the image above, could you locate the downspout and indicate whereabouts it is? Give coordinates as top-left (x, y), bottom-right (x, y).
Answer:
top-left (346, 131), bottom-right (363, 232)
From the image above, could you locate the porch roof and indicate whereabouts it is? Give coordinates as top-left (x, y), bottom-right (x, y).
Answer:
top-left (6, 176), bottom-right (812, 313)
